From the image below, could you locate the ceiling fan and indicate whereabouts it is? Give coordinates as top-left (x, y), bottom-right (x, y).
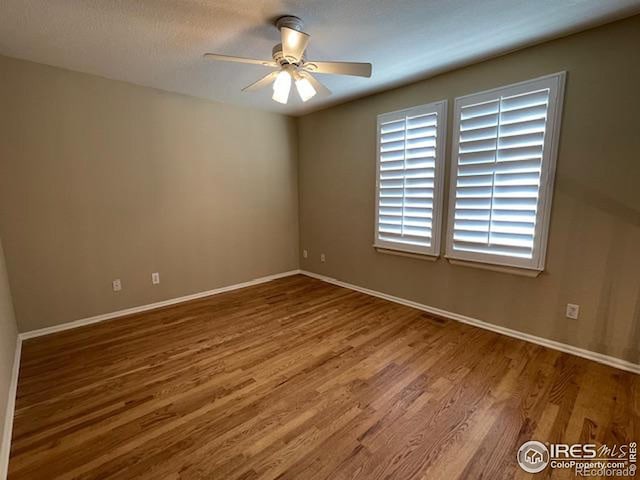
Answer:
top-left (203, 16), bottom-right (372, 105)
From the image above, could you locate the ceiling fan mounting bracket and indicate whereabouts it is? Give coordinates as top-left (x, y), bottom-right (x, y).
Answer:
top-left (275, 15), bottom-right (304, 33)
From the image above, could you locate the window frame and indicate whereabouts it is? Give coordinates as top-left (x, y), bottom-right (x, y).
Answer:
top-left (445, 72), bottom-right (566, 271)
top-left (374, 100), bottom-right (448, 257)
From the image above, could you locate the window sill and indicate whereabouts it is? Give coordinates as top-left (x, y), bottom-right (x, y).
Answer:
top-left (446, 258), bottom-right (542, 277)
top-left (374, 246), bottom-right (438, 262)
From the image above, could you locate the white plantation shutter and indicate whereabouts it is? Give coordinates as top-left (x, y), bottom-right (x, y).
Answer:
top-left (375, 101), bottom-right (447, 256)
top-left (446, 73), bottom-right (565, 270)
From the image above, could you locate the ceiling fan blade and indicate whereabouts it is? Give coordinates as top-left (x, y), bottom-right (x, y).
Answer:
top-left (281, 27), bottom-right (310, 63)
top-left (204, 53), bottom-right (277, 68)
top-left (303, 61), bottom-right (372, 78)
top-left (242, 71), bottom-right (279, 92)
top-left (299, 72), bottom-right (331, 97)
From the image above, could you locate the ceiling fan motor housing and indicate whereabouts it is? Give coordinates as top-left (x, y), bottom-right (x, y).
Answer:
top-left (272, 44), bottom-right (305, 67)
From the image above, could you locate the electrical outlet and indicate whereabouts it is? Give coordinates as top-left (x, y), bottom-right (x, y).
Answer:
top-left (303, 249), bottom-right (308, 259)
top-left (320, 253), bottom-right (326, 263)
top-left (112, 279), bottom-right (122, 292)
top-left (152, 272), bottom-right (160, 285)
top-left (566, 303), bottom-right (580, 320)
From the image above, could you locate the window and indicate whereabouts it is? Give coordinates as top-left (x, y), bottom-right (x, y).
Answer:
top-left (375, 100), bottom-right (447, 256)
top-left (446, 72), bottom-right (566, 271)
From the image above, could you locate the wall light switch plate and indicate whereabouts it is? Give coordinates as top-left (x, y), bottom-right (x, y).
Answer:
top-left (566, 303), bottom-right (580, 319)
top-left (152, 272), bottom-right (160, 285)
top-left (112, 279), bottom-right (122, 292)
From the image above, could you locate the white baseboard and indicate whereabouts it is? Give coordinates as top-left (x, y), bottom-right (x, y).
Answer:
top-left (300, 270), bottom-right (640, 375)
top-left (0, 337), bottom-right (21, 480)
top-left (20, 269), bottom-right (302, 340)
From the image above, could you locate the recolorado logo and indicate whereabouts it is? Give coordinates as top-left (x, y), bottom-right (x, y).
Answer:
top-left (517, 441), bottom-right (637, 477)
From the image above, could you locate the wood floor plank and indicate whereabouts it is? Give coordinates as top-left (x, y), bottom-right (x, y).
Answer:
top-left (7, 274), bottom-right (639, 479)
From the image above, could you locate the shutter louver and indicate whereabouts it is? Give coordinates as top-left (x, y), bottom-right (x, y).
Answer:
top-left (376, 101), bottom-right (447, 256)
top-left (446, 73), bottom-right (565, 271)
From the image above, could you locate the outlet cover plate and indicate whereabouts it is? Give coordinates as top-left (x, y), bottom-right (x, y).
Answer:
top-left (566, 303), bottom-right (580, 319)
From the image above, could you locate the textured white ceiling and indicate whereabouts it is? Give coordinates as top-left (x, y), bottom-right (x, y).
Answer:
top-left (1, 0), bottom-right (639, 116)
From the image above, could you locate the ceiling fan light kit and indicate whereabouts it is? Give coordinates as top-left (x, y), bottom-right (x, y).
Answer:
top-left (272, 67), bottom-right (293, 104)
top-left (204, 16), bottom-right (372, 105)
top-left (294, 73), bottom-right (316, 102)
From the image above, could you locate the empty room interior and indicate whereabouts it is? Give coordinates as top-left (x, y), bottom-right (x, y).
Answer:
top-left (1, 1), bottom-right (640, 479)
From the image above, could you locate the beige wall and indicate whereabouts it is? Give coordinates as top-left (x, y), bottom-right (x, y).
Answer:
top-left (298, 15), bottom-right (640, 364)
top-left (0, 16), bottom-right (639, 365)
top-left (0, 55), bottom-right (299, 332)
top-left (0, 236), bottom-right (18, 469)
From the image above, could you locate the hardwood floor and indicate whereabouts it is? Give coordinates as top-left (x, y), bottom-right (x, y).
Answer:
top-left (8, 274), bottom-right (639, 479)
